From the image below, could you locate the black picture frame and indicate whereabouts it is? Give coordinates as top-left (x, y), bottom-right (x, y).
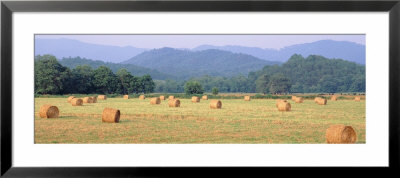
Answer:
top-left (1, 0), bottom-right (399, 177)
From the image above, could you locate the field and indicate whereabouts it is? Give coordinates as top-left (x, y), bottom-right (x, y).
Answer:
top-left (35, 96), bottom-right (365, 144)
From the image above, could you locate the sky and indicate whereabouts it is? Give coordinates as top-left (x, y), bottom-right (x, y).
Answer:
top-left (35, 34), bottom-right (365, 49)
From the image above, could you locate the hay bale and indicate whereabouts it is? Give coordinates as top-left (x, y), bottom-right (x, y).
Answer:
top-left (39, 105), bottom-right (59, 118)
top-left (331, 95), bottom-right (337, 101)
top-left (150, 97), bottom-right (161, 105)
top-left (160, 95), bottom-right (165, 100)
top-left (91, 96), bottom-right (97, 103)
top-left (192, 96), bottom-right (200, 103)
top-left (316, 98), bottom-right (327, 105)
top-left (210, 100), bottom-right (222, 109)
top-left (291, 96), bottom-right (297, 101)
top-left (294, 97), bottom-right (304, 103)
top-left (277, 101), bottom-right (291, 111)
top-left (168, 99), bottom-right (180, 107)
top-left (202, 95), bottom-right (208, 100)
top-left (168, 95), bottom-right (175, 100)
top-left (276, 99), bottom-right (287, 107)
top-left (139, 95), bottom-right (145, 100)
top-left (83, 97), bottom-right (93, 103)
top-left (123, 95), bottom-right (129, 99)
top-left (67, 96), bottom-right (75, 103)
top-left (326, 124), bottom-right (357, 143)
top-left (98, 95), bottom-right (107, 100)
top-left (244, 96), bottom-right (251, 101)
top-left (314, 97), bottom-right (321, 103)
top-left (71, 98), bottom-right (83, 106)
top-left (102, 108), bottom-right (120, 123)
top-left (354, 96), bottom-right (361, 101)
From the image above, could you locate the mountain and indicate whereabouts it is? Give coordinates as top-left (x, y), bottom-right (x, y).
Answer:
top-left (121, 47), bottom-right (280, 80)
top-left (35, 39), bottom-right (147, 63)
top-left (58, 56), bottom-right (175, 80)
top-left (193, 40), bottom-right (366, 64)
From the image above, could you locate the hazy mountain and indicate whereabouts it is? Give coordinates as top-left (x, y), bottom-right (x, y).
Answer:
top-left (193, 40), bottom-right (366, 64)
top-left (59, 56), bottom-right (175, 80)
top-left (35, 39), bottom-right (147, 63)
top-left (122, 47), bottom-right (280, 80)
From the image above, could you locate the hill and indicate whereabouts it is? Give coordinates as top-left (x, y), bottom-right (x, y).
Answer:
top-left (58, 56), bottom-right (175, 80)
top-left (193, 40), bottom-right (365, 64)
top-left (121, 47), bottom-right (280, 80)
top-left (35, 38), bottom-right (146, 63)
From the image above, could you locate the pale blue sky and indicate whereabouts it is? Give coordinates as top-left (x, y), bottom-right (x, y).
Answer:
top-left (35, 34), bottom-right (365, 49)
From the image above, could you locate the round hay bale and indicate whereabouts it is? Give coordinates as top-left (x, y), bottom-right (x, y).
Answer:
top-left (276, 99), bottom-right (287, 107)
top-left (244, 96), bottom-right (251, 101)
top-left (91, 96), bottom-right (97, 103)
top-left (150, 97), bottom-right (161, 105)
top-left (139, 95), bottom-right (145, 100)
top-left (102, 108), bottom-right (120, 123)
top-left (159, 95), bottom-right (165, 100)
top-left (326, 124), bottom-right (357, 143)
top-left (168, 95), bottom-right (175, 100)
top-left (291, 96), bottom-right (297, 101)
top-left (314, 97), bottom-right (321, 103)
top-left (354, 96), bottom-right (361, 101)
top-left (316, 98), bottom-right (327, 105)
top-left (71, 98), bottom-right (83, 106)
top-left (192, 96), bottom-right (200, 103)
top-left (39, 105), bottom-right (59, 118)
top-left (210, 100), bottom-right (222, 109)
top-left (83, 97), bottom-right (93, 103)
top-left (123, 95), bottom-right (129, 99)
top-left (168, 99), bottom-right (180, 107)
top-left (202, 95), bottom-right (208, 100)
top-left (331, 95), bottom-right (337, 101)
top-left (294, 97), bottom-right (304, 103)
top-left (98, 95), bottom-right (107, 100)
top-left (67, 96), bottom-right (75, 103)
top-left (277, 101), bottom-right (291, 111)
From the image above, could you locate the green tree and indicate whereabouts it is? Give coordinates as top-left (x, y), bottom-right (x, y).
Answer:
top-left (184, 81), bottom-right (204, 94)
top-left (71, 65), bottom-right (94, 94)
top-left (255, 74), bottom-right (270, 94)
top-left (269, 74), bottom-right (291, 94)
top-left (116, 68), bottom-right (134, 94)
top-left (34, 55), bottom-right (71, 94)
top-left (212, 87), bottom-right (219, 95)
top-left (139, 74), bottom-right (155, 94)
top-left (93, 66), bottom-right (119, 94)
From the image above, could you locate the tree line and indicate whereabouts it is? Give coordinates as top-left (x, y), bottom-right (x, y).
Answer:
top-left (35, 55), bottom-right (155, 95)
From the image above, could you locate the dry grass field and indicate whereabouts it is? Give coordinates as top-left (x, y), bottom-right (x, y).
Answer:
top-left (34, 96), bottom-right (365, 144)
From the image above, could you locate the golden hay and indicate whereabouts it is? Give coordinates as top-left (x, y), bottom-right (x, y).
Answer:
top-left (139, 95), bottom-right (145, 100)
top-left (291, 96), bottom-right (297, 101)
top-left (192, 96), bottom-right (200, 103)
top-left (168, 99), bottom-right (180, 107)
top-left (244, 96), bottom-right (251, 101)
top-left (326, 124), bottom-right (357, 143)
top-left (331, 95), bottom-right (337, 101)
top-left (83, 97), bottom-right (93, 103)
top-left (202, 95), bottom-right (208, 100)
top-left (91, 96), bottom-right (97, 103)
top-left (314, 97), bottom-right (321, 103)
top-left (354, 96), bottom-right (361, 101)
top-left (102, 108), bottom-right (120, 123)
top-left (316, 98), bottom-right (327, 105)
top-left (150, 97), bottom-right (161, 105)
top-left (277, 101), bottom-right (291, 111)
top-left (276, 99), bottom-right (287, 107)
top-left (210, 100), bottom-right (222, 109)
top-left (294, 97), bottom-right (304, 103)
top-left (98, 95), bottom-right (107, 100)
top-left (67, 96), bottom-right (75, 103)
top-left (123, 95), bottom-right (129, 99)
top-left (39, 105), bottom-right (59, 118)
top-left (71, 98), bottom-right (83, 106)
top-left (168, 95), bottom-right (175, 100)
top-left (159, 95), bottom-right (165, 100)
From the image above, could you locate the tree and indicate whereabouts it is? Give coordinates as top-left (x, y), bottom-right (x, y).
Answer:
top-left (212, 87), bottom-right (219, 95)
top-left (116, 68), bottom-right (134, 94)
top-left (70, 65), bottom-right (94, 94)
top-left (139, 74), bottom-right (155, 94)
top-left (35, 55), bottom-right (71, 94)
top-left (184, 81), bottom-right (204, 94)
top-left (269, 74), bottom-right (291, 94)
top-left (255, 74), bottom-right (270, 94)
top-left (92, 66), bottom-right (119, 94)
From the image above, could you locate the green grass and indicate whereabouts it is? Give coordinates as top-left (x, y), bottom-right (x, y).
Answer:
top-left (34, 96), bottom-right (365, 144)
